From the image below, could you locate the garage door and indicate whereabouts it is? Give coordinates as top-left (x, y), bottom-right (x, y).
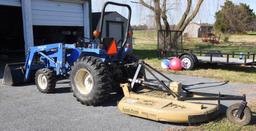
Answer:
top-left (31, 0), bottom-right (84, 26)
top-left (0, 0), bottom-right (21, 7)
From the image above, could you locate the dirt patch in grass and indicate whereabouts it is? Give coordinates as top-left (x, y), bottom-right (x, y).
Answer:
top-left (236, 87), bottom-right (256, 93)
top-left (229, 35), bottom-right (256, 44)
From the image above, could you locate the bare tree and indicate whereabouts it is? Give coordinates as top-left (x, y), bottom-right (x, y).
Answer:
top-left (138, 0), bottom-right (167, 30)
top-left (136, 0), bottom-right (204, 32)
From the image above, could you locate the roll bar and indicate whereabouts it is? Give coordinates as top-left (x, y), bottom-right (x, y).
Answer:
top-left (98, 1), bottom-right (132, 50)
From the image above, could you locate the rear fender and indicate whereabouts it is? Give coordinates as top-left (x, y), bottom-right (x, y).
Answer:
top-left (79, 52), bottom-right (107, 62)
top-left (66, 48), bottom-right (81, 65)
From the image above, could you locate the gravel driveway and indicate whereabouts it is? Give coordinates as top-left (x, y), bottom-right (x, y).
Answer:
top-left (0, 73), bottom-right (255, 131)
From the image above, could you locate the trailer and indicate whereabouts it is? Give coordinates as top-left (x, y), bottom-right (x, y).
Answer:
top-left (157, 30), bottom-right (256, 70)
top-left (170, 49), bottom-right (256, 70)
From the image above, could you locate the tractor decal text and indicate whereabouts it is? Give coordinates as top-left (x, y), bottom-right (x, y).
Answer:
top-left (122, 108), bottom-right (139, 115)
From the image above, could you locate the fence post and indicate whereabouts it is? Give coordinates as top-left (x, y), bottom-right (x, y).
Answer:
top-left (244, 55), bottom-right (247, 64)
top-left (227, 54), bottom-right (229, 63)
top-left (210, 54), bottom-right (213, 63)
top-left (253, 54), bottom-right (255, 63)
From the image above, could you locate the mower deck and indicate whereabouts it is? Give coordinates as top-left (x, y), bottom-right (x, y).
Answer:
top-left (118, 84), bottom-right (220, 124)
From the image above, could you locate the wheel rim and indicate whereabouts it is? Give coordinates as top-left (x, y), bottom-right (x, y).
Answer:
top-left (38, 74), bottom-right (48, 90)
top-left (231, 109), bottom-right (245, 122)
top-left (74, 68), bottom-right (94, 95)
top-left (181, 58), bottom-right (192, 69)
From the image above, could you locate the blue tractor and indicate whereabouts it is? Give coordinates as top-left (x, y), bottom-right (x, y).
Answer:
top-left (3, 2), bottom-right (137, 106)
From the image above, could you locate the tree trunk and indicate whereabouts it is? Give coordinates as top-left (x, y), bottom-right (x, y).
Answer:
top-left (161, 0), bottom-right (169, 30)
top-left (179, 0), bottom-right (204, 32)
top-left (162, 12), bottom-right (169, 30)
top-left (138, 0), bottom-right (204, 50)
top-left (155, 15), bottom-right (162, 30)
top-left (154, 0), bottom-right (162, 30)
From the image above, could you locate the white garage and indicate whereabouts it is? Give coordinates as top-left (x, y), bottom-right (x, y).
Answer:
top-left (0, 0), bottom-right (91, 62)
top-left (0, 0), bottom-right (21, 6)
top-left (31, 0), bottom-right (85, 26)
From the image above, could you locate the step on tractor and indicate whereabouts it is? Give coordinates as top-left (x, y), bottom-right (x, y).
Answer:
top-left (2, 2), bottom-right (252, 126)
top-left (3, 2), bottom-right (136, 106)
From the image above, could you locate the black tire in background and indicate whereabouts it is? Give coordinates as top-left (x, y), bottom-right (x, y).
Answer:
top-left (180, 54), bottom-right (195, 70)
top-left (191, 54), bottom-right (199, 66)
top-left (35, 68), bottom-right (56, 93)
top-left (70, 56), bottom-right (112, 106)
top-left (226, 103), bottom-right (252, 126)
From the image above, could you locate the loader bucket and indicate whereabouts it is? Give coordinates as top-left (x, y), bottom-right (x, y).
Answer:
top-left (3, 63), bottom-right (25, 86)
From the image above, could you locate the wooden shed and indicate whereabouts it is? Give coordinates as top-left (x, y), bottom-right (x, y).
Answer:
top-left (184, 22), bottom-right (213, 38)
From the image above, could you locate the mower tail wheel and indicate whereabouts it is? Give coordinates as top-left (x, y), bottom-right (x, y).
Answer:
top-left (35, 68), bottom-right (56, 93)
top-left (71, 56), bottom-right (112, 106)
top-left (180, 54), bottom-right (195, 70)
top-left (226, 103), bottom-right (252, 126)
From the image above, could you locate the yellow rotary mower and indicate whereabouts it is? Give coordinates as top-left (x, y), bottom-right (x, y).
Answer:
top-left (118, 61), bottom-right (252, 126)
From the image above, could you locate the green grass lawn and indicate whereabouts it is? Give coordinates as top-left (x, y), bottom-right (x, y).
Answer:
top-left (133, 30), bottom-right (256, 84)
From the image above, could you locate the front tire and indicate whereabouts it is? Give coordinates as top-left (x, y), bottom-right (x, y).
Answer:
top-left (71, 56), bottom-right (112, 106)
top-left (35, 68), bottom-right (56, 93)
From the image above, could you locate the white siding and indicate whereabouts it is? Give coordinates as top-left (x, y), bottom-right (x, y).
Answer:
top-left (184, 23), bottom-right (200, 38)
top-left (31, 0), bottom-right (84, 26)
top-left (0, 0), bottom-right (21, 6)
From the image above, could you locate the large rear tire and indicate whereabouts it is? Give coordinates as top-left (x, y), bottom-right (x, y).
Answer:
top-left (70, 56), bottom-right (112, 106)
top-left (35, 68), bottom-right (56, 93)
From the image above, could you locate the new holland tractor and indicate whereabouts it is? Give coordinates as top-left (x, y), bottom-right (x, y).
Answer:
top-left (3, 2), bottom-right (136, 106)
top-left (2, 1), bottom-right (252, 126)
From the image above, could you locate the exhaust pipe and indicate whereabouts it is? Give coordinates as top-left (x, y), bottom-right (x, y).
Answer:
top-left (3, 63), bottom-right (25, 86)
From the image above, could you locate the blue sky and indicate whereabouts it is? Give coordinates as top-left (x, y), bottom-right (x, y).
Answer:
top-left (92, 0), bottom-right (256, 25)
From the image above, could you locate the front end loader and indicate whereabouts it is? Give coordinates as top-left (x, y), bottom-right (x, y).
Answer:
top-left (3, 44), bottom-right (80, 87)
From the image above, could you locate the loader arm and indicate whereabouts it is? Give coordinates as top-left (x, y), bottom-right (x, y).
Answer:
top-left (24, 43), bottom-right (75, 81)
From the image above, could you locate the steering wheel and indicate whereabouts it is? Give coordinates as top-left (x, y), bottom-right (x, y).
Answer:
top-left (117, 39), bottom-right (123, 47)
top-left (76, 37), bottom-right (94, 48)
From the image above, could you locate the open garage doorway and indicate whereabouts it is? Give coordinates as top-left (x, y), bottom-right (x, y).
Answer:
top-left (0, 6), bottom-right (24, 62)
top-left (0, 6), bottom-right (24, 79)
top-left (33, 26), bottom-right (84, 46)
